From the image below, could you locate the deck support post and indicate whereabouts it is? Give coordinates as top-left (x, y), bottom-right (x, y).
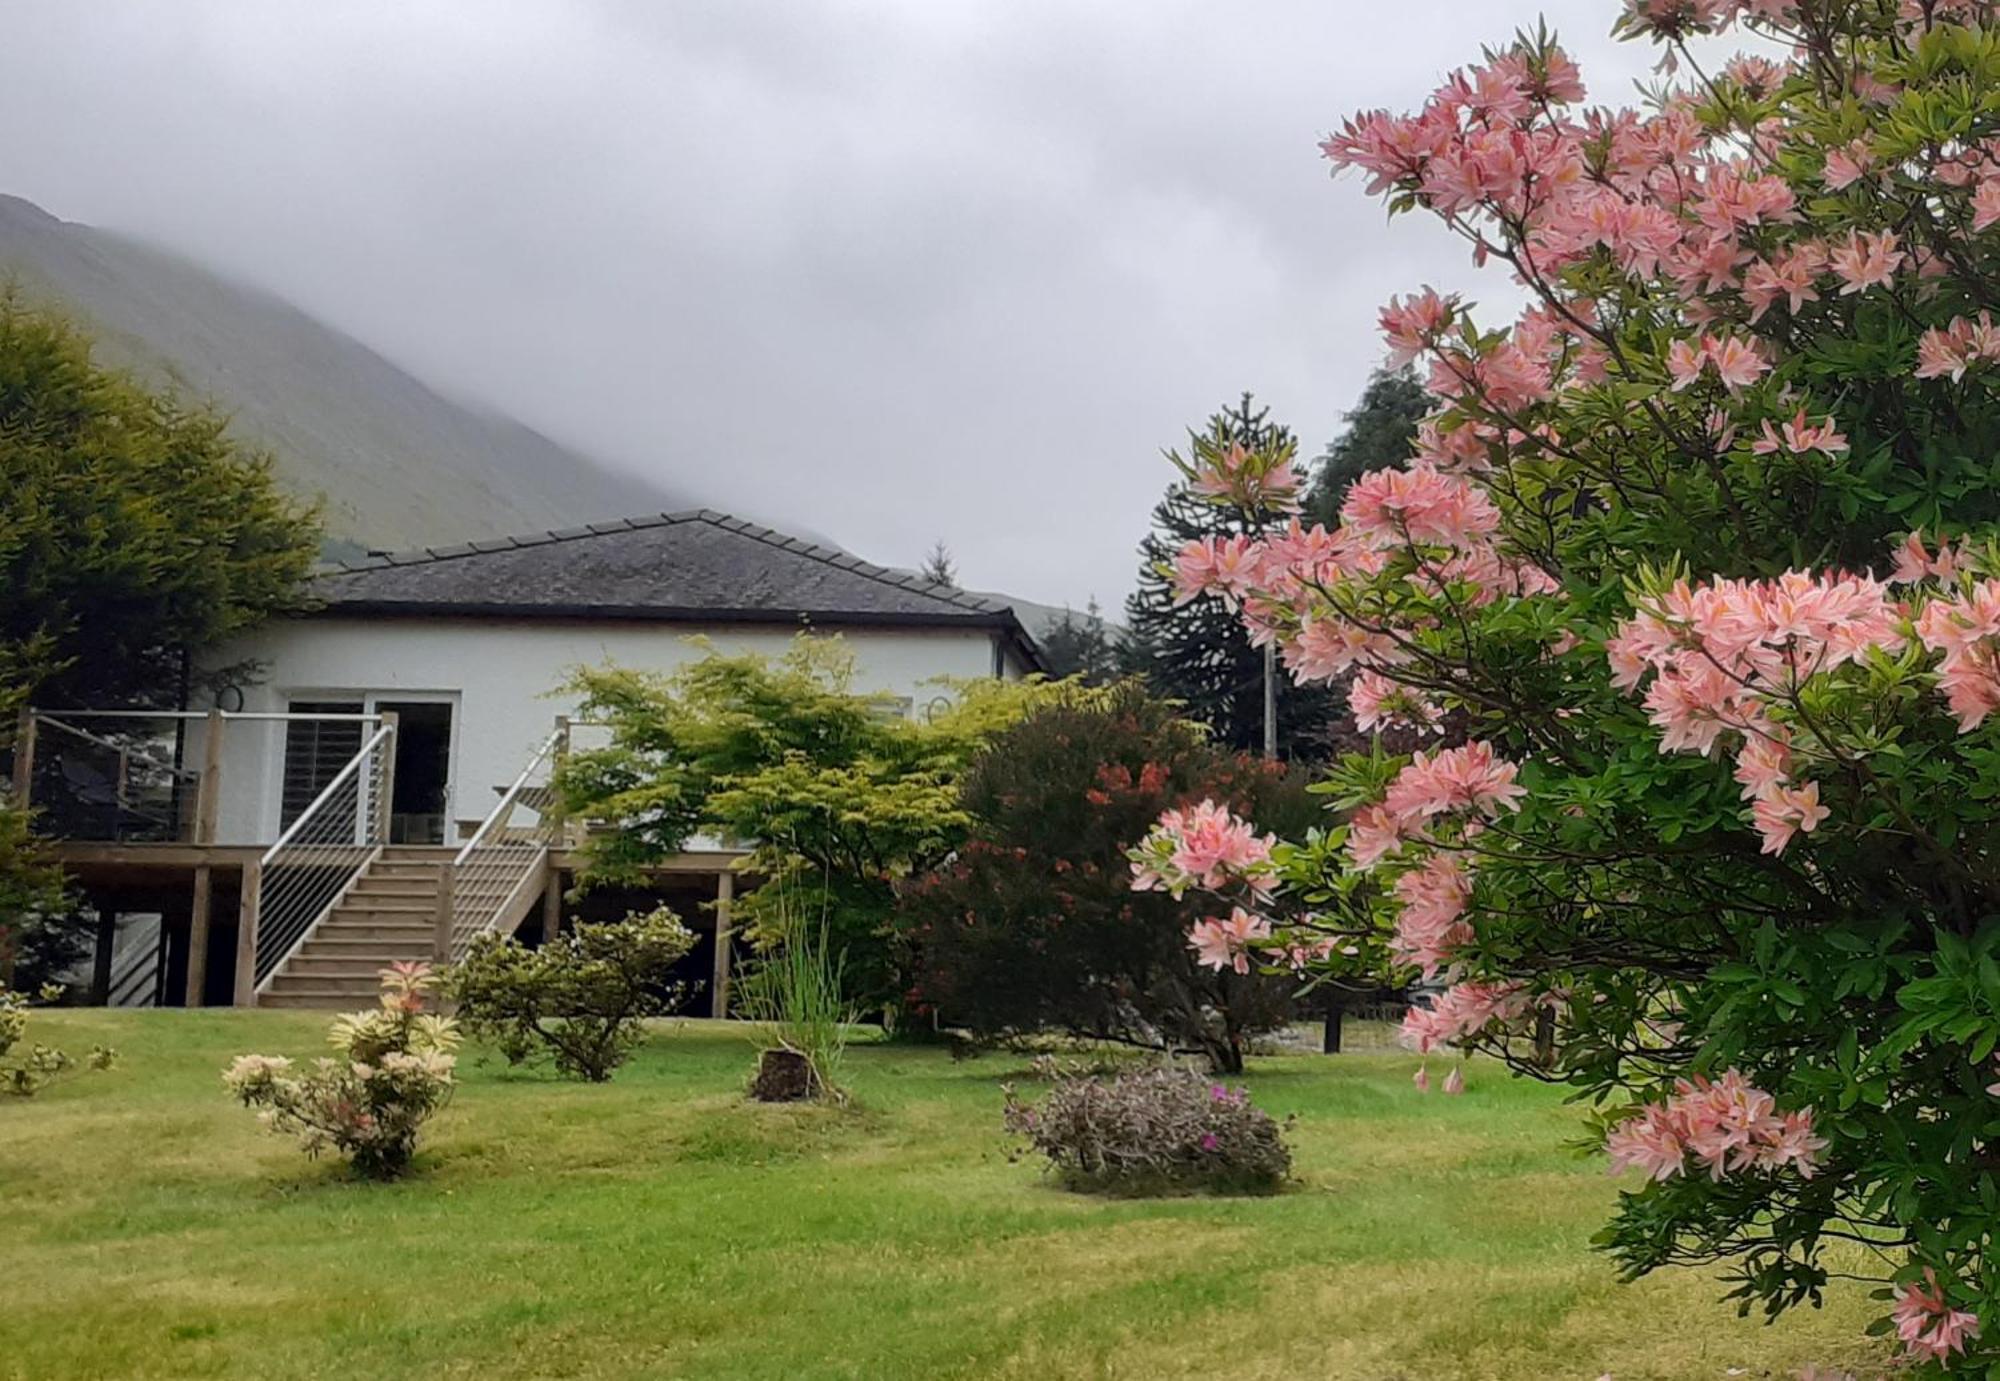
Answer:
top-left (433, 862), bottom-right (455, 965)
top-left (711, 868), bottom-right (735, 1018)
top-left (89, 905), bottom-right (117, 1005)
top-left (184, 865), bottom-right (213, 1007)
top-left (193, 708), bottom-right (224, 845)
top-left (540, 864), bottom-right (561, 944)
top-left (233, 859), bottom-right (261, 1007)
top-left (374, 711), bottom-right (399, 843)
top-left (11, 706), bottom-right (35, 805)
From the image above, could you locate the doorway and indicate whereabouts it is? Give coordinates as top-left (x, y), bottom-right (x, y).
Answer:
top-left (378, 700), bottom-right (453, 844)
top-left (280, 694), bottom-right (456, 845)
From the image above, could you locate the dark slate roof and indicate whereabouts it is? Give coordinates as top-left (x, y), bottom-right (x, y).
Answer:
top-left (311, 510), bottom-right (1045, 669)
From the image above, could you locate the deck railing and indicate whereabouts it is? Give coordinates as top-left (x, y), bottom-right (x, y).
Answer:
top-left (12, 707), bottom-right (390, 848)
top-left (251, 719), bottom-right (397, 990)
top-left (17, 712), bottom-right (205, 843)
top-left (445, 724), bottom-right (566, 961)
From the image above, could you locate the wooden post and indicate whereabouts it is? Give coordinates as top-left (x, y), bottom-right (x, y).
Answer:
top-left (194, 708), bottom-right (225, 845)
top-left (711, 868), bottom-right (735, 1018)
top-left (550, 714), bottom-right (572, 847)
top-left (374, 711), bottom-right (400, 843)
top-left (233, 859), bottom-right (261, 1007)
top-left (433, 861), bottom-right (455, 964)
top-left (89, 906), bottom-right (117, 1005)
top-left (184, 866), bottom-right (213, 1007)
top-left (10, 707), bottom-right (35, 804)
top-left (540, 864), bottom-right (561, 944)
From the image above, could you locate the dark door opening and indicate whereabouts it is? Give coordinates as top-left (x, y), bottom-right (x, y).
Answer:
top-left (379, 701), bottom-right (453, 844)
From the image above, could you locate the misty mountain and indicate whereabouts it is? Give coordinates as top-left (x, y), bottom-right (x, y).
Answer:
top-left (0, 193), bottom-right (690, 554)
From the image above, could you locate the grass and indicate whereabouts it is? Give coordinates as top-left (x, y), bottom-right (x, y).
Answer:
top-left (0, 1011), bottom-right (1889, 1381)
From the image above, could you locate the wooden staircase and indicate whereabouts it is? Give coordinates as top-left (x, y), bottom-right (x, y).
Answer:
top-left (259, 846), bottom-right (541, 1009)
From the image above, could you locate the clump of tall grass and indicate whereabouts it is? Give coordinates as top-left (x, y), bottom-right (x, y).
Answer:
top-left (737, 892), bottom-right (852, 1103)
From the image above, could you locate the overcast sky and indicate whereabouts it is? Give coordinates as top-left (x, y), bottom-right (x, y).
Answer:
top-left (0, 1), bottom-right (1710, 608)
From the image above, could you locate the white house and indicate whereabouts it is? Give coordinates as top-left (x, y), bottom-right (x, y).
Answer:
top-left (204, 508), bottom-right (1043, 848)
top-left (28, 509), bottom-right (1043, 1010)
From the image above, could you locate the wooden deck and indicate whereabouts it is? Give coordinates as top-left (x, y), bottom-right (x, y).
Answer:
top-left (45, 841), bottom-right (750, 1011)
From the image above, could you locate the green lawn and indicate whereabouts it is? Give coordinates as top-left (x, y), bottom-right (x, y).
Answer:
top-left (0, 1012), bottom-right (1887, 1381)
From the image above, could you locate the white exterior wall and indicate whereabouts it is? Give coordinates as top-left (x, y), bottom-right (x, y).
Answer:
top-left (199, 616), bottom-right (1017, 845)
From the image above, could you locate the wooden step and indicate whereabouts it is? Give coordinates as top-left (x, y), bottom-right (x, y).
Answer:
top-left (369, 858), bottom-right (451, 875)
top-left (258, 992), bottom-right (371, 1011)
top-left (314, 920), bottom-right (437, 942)
top-left (261, 978), bottom-right (385, 1003)
top-left (284, 956), bottom-right (409, 978)
top-left (331, 897), bottom-right (438, 915)
top-left (350, 875), bottom-right (442, 893)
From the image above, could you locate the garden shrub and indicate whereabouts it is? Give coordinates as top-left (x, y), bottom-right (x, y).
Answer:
top-left (1003, 1064), bottom-right (1292, 1194)
top-left (555, 638), bottom-right (1080, 1015)
top-left (898, 681), bottom-right (1316, 1073)
top-left (224, 962), bottom-right (457, 1179)
top-left (1141, 1), bottom-right (2000, 1365)
top-left (0, 983), bottom-right (114, 1096)
top-left (445, 906), bottom-right (695, 1082)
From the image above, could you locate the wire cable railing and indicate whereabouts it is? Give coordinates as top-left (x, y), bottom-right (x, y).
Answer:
top-left (253, 722), bottom-right (396, 989)
top-left (447, 726), bottom-right (565, 961)
top-left (23, 714), bottom-right (203, 843)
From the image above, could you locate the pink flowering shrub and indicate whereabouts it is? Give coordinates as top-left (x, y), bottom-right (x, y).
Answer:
top-left (1001, 1064), bottom-right (1292, 1195)
top-left (224, 962), bottom-right (459, 1179)
top-left (1137, 1), bottom-right (2000, 1368)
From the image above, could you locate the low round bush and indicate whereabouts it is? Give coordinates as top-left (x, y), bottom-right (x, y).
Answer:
top-left (223, 962), bottom-right (457, 1179)
top-left (445, 906), bottom-right (696, 1082)
top-left (1003, 1064), bottom-right (1292, 1195)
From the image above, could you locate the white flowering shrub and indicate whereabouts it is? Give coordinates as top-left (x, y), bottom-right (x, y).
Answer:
top-left (1, 984), bottom-right (115, 1097)
top-left (223, 962), bottom-right (459, 1179)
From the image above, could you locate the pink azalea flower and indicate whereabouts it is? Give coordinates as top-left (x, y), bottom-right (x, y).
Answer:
top-left (1750, 781), bottom-right (1829, 855)
top-left (1379, 288), bottom-right (1458, 367)
top-left (1749, 409), bottom-right (1847, 457)
top-left (1975, 176), bottom-right (2000, 233)
top-left (1893, 1270), bottom-right (1981, 1361)
top-left (1828, 228), bottom-right (1903, 295)
top-left (1186, 907), bottom-right (1273, 975)
top-left (1443, 1065), bottom-right (1465, 1095)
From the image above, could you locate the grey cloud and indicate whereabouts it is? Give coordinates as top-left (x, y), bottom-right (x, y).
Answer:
top-left (0, 0), bottom-right (1728, 606)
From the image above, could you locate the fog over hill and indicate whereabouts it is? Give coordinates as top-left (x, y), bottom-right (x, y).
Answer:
top-left (0, 193), bottom-right (692, 556)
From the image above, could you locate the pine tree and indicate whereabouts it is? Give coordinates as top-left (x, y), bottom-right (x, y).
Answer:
top-left (1304, 366), bottom-right (1431, 526)
top-left (1122, 394), bottom-right (1338, 757)
top-left (1037, 599), bottom-right (1121, 685)
top-left (918, 540), bottom-right (957, 587)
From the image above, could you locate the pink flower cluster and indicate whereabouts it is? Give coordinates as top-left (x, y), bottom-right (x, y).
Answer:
top-left (1399, 980), bottom-right (1530, 1054)
top-left (1349, 668), bottom-right (1444, 736)
top-left (1607, 569), bottom-right (1905, 852)
top-left (1350, 740), bottom-right (1527, 871)
top-left (1893, 1270), bottom-right (1981, 1362)
top-left (1914, 313), bottom-right (2000, 381)
top-left (1604, 1070), bottom-right (1826, 1182)
top-left (1390, 854), bottom-right (1475, 978)
top-left (1665, 334), bottom-right (1769, 392)
top-left (1187, 438), bottom-right (1302, 514)
top-left (1187, 907), bottom-right (1272, 975)
top-left (1914, 576), bottom-right (2000, 732)
top-left (1128, 799), bottom-right (1277, 899)
top-left (1342, 462), bottom-right (1501, 550)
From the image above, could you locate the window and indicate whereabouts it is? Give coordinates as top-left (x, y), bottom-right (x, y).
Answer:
top-left (280, 700), bottom-right (365, 827)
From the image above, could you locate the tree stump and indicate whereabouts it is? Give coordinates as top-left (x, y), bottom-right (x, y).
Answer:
top-left (750, 1048), bottom-right (818, 1102)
